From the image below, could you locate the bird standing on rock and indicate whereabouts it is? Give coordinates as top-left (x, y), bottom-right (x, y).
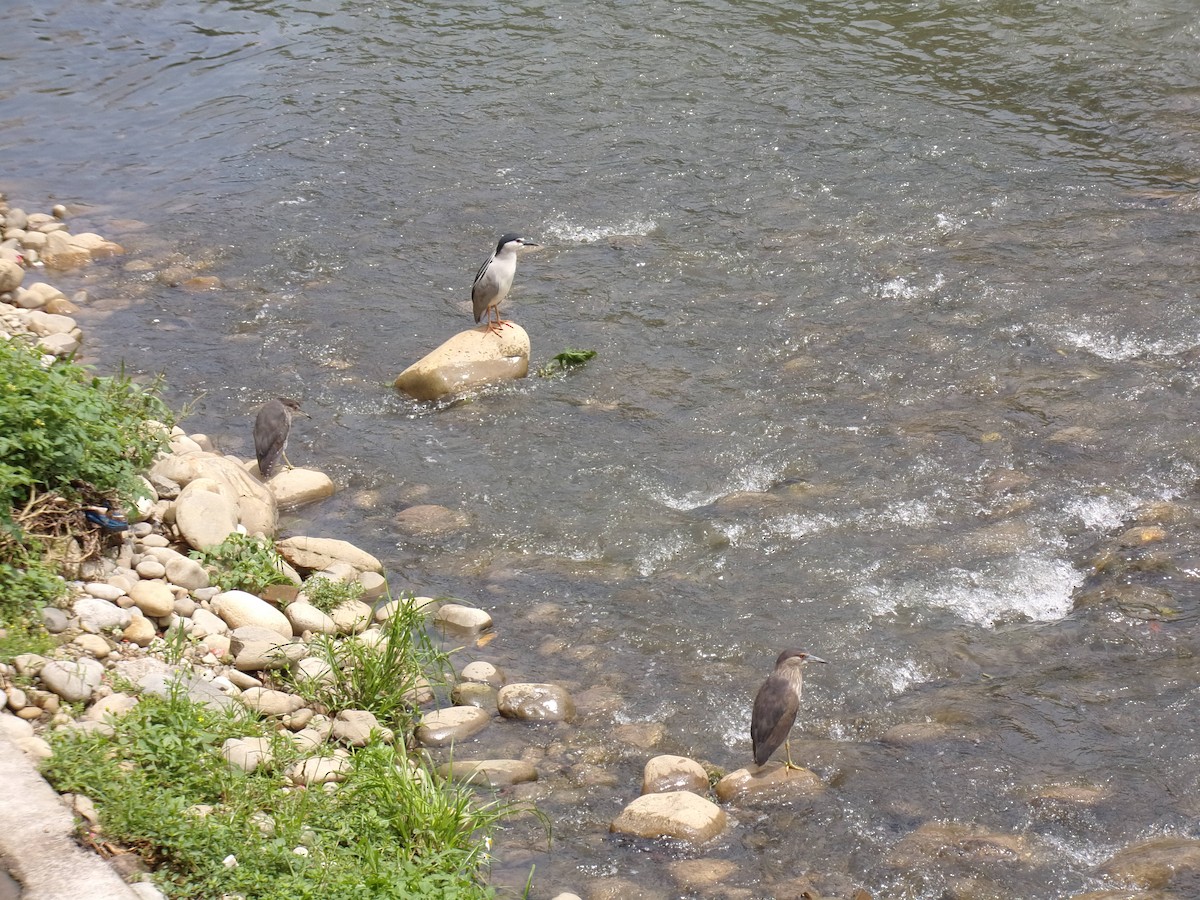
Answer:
top-left (751, 648), bottom-right (827, 771)
top-left (472, 233), bottom-right (538, 335)
top-left (254, 398), bottom-right (309, 478)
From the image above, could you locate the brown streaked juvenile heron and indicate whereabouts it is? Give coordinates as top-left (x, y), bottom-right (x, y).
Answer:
top-left (751, 648), bottom-right (827, 770)
top-left (471, 233), bottom-right (538, 335)
top-left (254, 397), bottom-right (309, 478)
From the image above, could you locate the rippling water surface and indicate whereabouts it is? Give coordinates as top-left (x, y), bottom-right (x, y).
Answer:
top-left (6, 1), bottom-right (1200, 896)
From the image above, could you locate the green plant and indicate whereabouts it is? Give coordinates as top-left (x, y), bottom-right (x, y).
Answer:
top-left (189, 533), bottom-right (294, 594)
top-left (536, 348), bottom-right (596, 377)
top-left (299, 576), bottom-right (364, 615)
top-left (289, 593), bottom-right (451, 734)
top-left (42, 675), bottom-right (512, 898)
top-left (0, 338), bottom-right (171, 634)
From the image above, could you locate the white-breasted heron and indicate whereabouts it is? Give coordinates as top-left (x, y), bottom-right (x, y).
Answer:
top-left (471, 233), bottom-right (538, 335)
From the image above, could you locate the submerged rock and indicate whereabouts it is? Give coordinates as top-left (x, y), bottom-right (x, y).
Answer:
top-left (715, 763), bottom-right (825, 803)
top-left (497, 683), bottom-right (575, 723)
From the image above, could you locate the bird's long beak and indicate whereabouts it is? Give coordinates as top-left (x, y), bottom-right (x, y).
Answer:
top-left (521, 239), bottom-right (540, 248)
top-left (808, 655), bottom-right (828, 664)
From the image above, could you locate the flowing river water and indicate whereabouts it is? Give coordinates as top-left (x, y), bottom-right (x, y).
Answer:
top-left (5, 1), bottom-right (1200, 897)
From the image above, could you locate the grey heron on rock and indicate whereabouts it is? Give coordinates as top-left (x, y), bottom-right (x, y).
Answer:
top-left (471, 233), bottom-right (538, 335)
top-left (751, 648), bottom-right (827, 770)
top-left (254, 397), bottom-right (309, 477)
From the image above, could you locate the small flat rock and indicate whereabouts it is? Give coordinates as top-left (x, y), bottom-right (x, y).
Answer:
top-left (715, 764), bottom-right (825, 803)
top-left (84, 693), bottom-right (138, 722)
top-left (332, 709), bottom-right (393, 746)
top-left (497, 683), bottom-right (576, 723)
top-left (229, 625), bottom-right (308, 672)
top-left (73, 597), bottom-right (131, 633)
top-left (433, 603), bottom-right (493, 633)
top-left (189, 608), bottom-right (228, 637)
top-left (375, 595), bottom-right (437, 622)
top-left (437, 758), bottom-right (538, 787)
top-left (122, 611), bottom-right (157, 647)
top-left (72, 633), bottom-right (113, 659)
top-left (641, 755), bottom-right (710, 795)
top-left (239, 687), bottom-right (305, 717)
top-left (451, 682), bottom-right (498, 713)
top-left (287, 751), bottom-right (350, 786)
top-left (128, 580), bottom-right (175, 617)
top-left (40, 658), bottom-right (105, 703)
top-left (610, 791), bottom-right (727, 845)
top-left (415, 706), bottom-right (492, 747)
top-left (83, 582), bottom-right (124, 602)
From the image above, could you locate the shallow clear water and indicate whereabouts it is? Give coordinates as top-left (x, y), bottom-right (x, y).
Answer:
top-left (6, 0), bottom-right (1200, 896)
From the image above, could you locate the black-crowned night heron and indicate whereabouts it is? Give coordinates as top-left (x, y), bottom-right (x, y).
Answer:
top-left (472, 233), bottom-right (538, 335)
top-left (751, 648), bottom-right (827, 770)
top-left (254, 398), bottom-right (309, 477)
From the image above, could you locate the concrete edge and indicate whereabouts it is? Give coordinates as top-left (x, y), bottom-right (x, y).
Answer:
top-left (0, 732), bottom-right (140, 900)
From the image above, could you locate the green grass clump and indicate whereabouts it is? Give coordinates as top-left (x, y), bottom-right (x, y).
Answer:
top-left (290, 593), bottom-right (451, 734)
top-left (299, 575), bottom-right (365, 614)
top-left (0, 337), bottom-right (172, 636)
top-left (189, 533), bottom-right (294, 594)
top-left (536, 348), bottom-right (596, 377)
top-left (42, 684), bottom-right (511, 899)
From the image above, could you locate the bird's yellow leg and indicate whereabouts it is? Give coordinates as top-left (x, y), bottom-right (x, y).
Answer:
top-left (784, 739), bottom-right (802, 773)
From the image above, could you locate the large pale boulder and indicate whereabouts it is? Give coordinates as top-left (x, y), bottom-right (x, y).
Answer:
top-left (267, 467), bottom-right (336, 510)
top-left (275, 536), bottom-right (383, 574)
top-left (610, 791), bottom-right (727, 845)
top-left (394, 325), bottom-right (530, 401)
top-left (0, 259), bottom-right (23, 292)
top-left (415, 706), bottom-right (492, 747)
top-left (151, 452), bottom-right (276, 538)
top-left (212, 590), bottom-right (293, 639)
top-left (174, 477), bottom-right (240, 551)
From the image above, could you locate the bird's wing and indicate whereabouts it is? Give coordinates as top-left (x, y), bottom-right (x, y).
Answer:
top-left (254, 403), bottom-right (288, 475)
top-left (751, 674), bottom-right (800, 766)
top-left (472, 258), bottom-right (495, 322)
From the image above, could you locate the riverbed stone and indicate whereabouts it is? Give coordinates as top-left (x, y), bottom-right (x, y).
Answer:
top-left (451, 682), bottom-right (498, 712)
top-left (358, 570), bottom-right (387, 600)
top-left (128, 580), bottom-right (175, 618)
top-left (0, 259), bottom-right (22, 292)
top-left (229, 625), bottom-right (307, 671)
top-left (332, 709), bottom-right (393, 746)
top-left (610, 791), bottom-right (727, 845)
top-left (71, 600), bottom-right (126, 633)
top-left (221, 737), bottom-right (273, 773)
top-left (37, 332), bottom-right (80, 356)
top-left (189, 608), bottom-right (228, 638)
top-left (134, 558), bottom-right (167, 580)
top-left (287, 750), bottom-right (350, 786)
top-left (267, 467), bottom-right (336, 509)
top-left (212, 590), bottom-right (293, 639)
top-left (415, 706), bottom-right (492, 747)
top-left (394, 324), bottom-right (531, 401)
top-left (72, 633), bottom-right (114, 659)
top-left (239, 687), bottom-right (305, 717)
top-left (433, 603), bottom-right (493, 633)
top-left (284, 600), bottom-right (337, 636)
top-left (641, 755), bottom-right (710, 795)
top-left (84, 692), bottom-right (138, 722)
top-left (329, 599), bottom-right (372, 634)
top-left (884, 821), bottom-right (1036, 868)
top-left (715, 763), bottom-right (825, 803)
top-left (151, 452), bottom-right (277, 538)
top-left (122, 610), bottom-right (157, 647)
top-left (437, 758), bottom-right (538, 787)
top-left (174, 478), bottom-right (240, 550)
top-left (275, 536), bottom-right (383, 574)
top-left (460, 660), bottom-right (506, 687)
top-left (83, 581), bottom-right (124, 602)
top-left (39, 658), bottom-right (105, 703)
top-left (1096, 836), bottom-right (1200, 889)
top-left (164, 554), bottom-right (210, 591)
top-left (497, 683), bottom-right (576, 723)
top-left (375, 594), bottom-right (437, 622)
top-left (393, 504), bottom-right (470, 536)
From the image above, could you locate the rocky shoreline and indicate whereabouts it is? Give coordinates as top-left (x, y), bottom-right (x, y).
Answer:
top-left (5, 194), bottom-right (1200, 899)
